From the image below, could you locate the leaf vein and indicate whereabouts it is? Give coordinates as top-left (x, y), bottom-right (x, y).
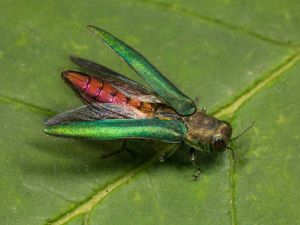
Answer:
top-left (215, 52), bottom-right (300, 118)
top-left (229, 151), bottom-right (237, 225)
top-left (136, 0), bottom-right (299, 49)
top-left (47, 151), bottom-right (168, 225)
top-left (0, 95), bottom-right (56, 116)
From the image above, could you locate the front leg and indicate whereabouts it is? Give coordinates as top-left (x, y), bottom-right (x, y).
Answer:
top-left (159, 143), bottom-right (184, 162)
top-left (189, 148), bottom-right (201, 181)
top-left (189, 147), bottom-right (196, 166)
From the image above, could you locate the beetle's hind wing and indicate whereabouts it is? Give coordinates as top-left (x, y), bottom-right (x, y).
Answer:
top-left (87, 25), bottom-right (196, 116)
top-left (45, 103), bottom-right (147, 126)
top-left (70, 56), bottom-right (144, 88)
top-left (69, 56), bottom-right (162, 103)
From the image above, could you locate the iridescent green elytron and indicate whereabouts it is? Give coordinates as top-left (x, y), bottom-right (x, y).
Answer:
top-left (87, 26), bottom-right (196, 116)
top-left (45, 119), bottom-right (187, 143)
top-left (44, 26), bottom-right (233, 172)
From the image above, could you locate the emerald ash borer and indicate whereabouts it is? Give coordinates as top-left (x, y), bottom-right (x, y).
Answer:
top-left (44, 25), bottom-right (252, 179)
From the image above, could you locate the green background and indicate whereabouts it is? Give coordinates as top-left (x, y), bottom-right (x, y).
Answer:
top-left (0, 1), bottom-right (299, 225)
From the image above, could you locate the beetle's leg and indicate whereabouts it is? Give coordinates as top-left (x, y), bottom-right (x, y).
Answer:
top-left (189, 148), bottom-right (202, 181)
top-left (189, 147), bottom-right (196, 166)
top-left (193, 170), bottom-right (201, 181)
top-left (158, 153), bottom-right (166, 162)
top-left (159, 143), bottom-right (183, 162)
top-left (99, 141), bottom-right (136, 159)
top-left (159, 145), bottom-right (177, 162)
top-left (99, 149), bottom-right (124, 159)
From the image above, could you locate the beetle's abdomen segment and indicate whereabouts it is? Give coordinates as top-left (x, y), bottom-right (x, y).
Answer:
top-left (62, 71), bottom-right (154, 113)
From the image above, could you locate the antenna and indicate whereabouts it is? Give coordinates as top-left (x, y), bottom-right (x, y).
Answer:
top-left (230, 121), bottom-right (255, 142)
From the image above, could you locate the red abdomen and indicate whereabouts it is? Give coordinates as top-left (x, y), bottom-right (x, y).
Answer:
top-left (62, 70), bottom-right (154, 113)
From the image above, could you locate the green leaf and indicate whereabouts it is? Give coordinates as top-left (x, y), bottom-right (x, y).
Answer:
top-left (0, 1), bottom-right (299, 225)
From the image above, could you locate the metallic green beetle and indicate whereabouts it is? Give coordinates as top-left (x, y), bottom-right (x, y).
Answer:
top-left (44, 25), bottom-right (234, 171)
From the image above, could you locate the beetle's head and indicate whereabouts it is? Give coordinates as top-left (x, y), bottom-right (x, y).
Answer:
top-left (185, 111), bottom-right (232, 153)
top-left (210, 121), bottom-right (232, 152)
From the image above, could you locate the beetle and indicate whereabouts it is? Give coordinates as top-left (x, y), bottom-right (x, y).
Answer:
top-left (44, 26), bottom-right (250, 178)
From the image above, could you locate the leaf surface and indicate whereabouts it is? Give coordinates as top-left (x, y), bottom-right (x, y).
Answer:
top-left (0, 1), bottom-right (299, 225)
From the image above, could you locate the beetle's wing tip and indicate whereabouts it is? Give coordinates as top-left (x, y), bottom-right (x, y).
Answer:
top-left (87, 25), bottom-right (107, 38)
top-left (69, 55), bottom-right (77, 62)
top-left (44, 118), bottom-right (56, 127)
top-left (86, 25), bottom-right (94, 31)
top-left (43, 127), bottom-right (51, 134)
top-left (86, 24), bottom-right (94, 29)
top-left (43, 125), bottom-right (61, 136)
top-left (87, 25), bottom-right (100, 33)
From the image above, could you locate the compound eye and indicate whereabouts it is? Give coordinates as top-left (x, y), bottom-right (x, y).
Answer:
top-left (212, 136), bottom-right (226, 152)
